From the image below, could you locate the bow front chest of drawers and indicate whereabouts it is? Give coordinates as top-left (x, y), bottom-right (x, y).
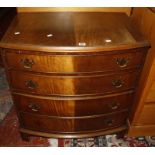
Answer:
top-left (0, 12), bottom-right (150, 139)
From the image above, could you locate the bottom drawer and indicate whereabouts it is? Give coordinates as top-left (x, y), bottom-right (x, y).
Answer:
top-left (19, 111), bottom-right (128, 133)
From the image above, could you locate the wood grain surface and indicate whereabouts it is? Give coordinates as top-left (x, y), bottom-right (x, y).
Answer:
top-left (0, 12), bottom-right (149, 52)
top-left (17, 7), bottom-right (132, 16)
top-left (0, 12), bottom-right (149, 138)
top-left (4, 48), bottom-right (146, 74)
top-left (127, 8), bottom-right (155, 136)
top-left (13, 92), bottom-right (133, 117)
top-left (9, 70), bottom-right (139, 96)
top-left (19, 110), bottom-right (128, 133)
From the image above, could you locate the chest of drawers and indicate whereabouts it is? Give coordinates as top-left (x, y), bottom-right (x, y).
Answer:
top-left (0, 12), bottom-right (150, 139)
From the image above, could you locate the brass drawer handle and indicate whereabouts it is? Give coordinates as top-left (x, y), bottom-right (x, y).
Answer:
top-left (116, 58), bottom-right (129, 68)
top-left (112, 79), bottom-right (124, 88)
top-left (26, 80), bottom-right (38, 89)
top-left (104, 119), bottom-right (114, 126)
top-left (28, 103), bottom-right (40, 112)
top-left (21, 58), bottom-right (35, 69)
top-left (109, 102), bottom-right (120, 110)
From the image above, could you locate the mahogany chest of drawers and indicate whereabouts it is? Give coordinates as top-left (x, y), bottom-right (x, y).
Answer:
top-left (0, 12), bottom-right (150, 139)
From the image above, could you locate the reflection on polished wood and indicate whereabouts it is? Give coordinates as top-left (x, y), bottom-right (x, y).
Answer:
top-left (0, 12), bottom-right (149, 52)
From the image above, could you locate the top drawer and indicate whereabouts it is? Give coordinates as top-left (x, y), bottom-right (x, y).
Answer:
top-left (4, 49), bottom-right (146, 74)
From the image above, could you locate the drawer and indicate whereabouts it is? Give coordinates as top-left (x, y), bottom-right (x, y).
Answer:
top-left (19, 111), bottom-right (128, 133)
top-left (5, 49), bottom-right (145, 73)
top-left (9, 70), bottom-right (138, 96)
top-left (13, 92), bottom-right (133, 117)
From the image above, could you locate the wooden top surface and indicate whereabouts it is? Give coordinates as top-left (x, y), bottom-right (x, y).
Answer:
top-left (0, 12), bottom-right (150, 52)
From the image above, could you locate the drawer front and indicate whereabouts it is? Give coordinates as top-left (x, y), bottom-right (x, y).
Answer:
top-left (5, 49), bottom-right (145, 73)
top-left (13, 92), bottom-right (133, 117)
top-left (19, 111), bottom-right (128, 133)
top-left (10, 70), bottom-right (138, 96)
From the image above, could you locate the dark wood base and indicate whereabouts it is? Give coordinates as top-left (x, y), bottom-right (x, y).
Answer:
top-left (20, 125), bottom-right (127, 139)
top-left (20, 132), bottom-right (30, 141)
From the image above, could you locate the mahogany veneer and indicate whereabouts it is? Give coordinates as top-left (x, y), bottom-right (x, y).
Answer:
top-left (5, 48), bottom-right (145, 73)
top-left (20, 111), bottom-right (128, 133)
top-left (0, 12), bottom-right (150, 139)
top-left (9, 70), bottom-right (138, 96)
top-left (13, 91), bottom-right (133, 117)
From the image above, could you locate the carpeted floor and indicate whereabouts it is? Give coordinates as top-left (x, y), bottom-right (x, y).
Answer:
top-left (0, 67), bottom-right (155, 147)
top-left (0, 67), bottom-right (13, 122)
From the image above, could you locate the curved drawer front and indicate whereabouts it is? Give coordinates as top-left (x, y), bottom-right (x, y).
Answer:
top-left (19, 111), bottom-right (128, 133)
top-left (13, 92), bottom-right (133, 117)
top-left (10, 70), bottom-right (138, 96)
top-left (5, 49), bottom-right (145, 73)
